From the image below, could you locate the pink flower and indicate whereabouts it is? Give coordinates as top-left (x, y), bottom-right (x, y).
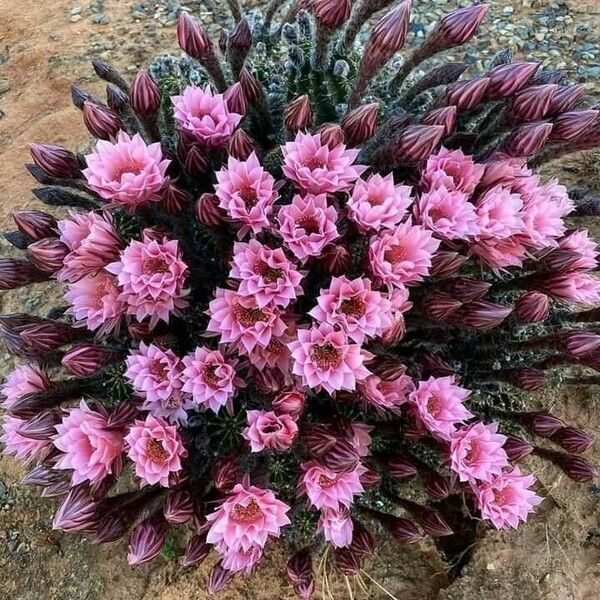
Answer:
top-left (450, 422), bottom-right (508, 483)
top-left (206, 288), bottom-right (287, 353)
top-left (281, 131), bottom-right (366, 194)
top-left (57, 211), bottom-right (123, 282)
top-left (1, 364), bottom-right (50, 410)
top-left (181, 347), bottom-right (242, 414)
top-left (415, 187), bottom-right (480, 240)
top-left (359, 373), bottom-right (414, 415)
top-left (559, 230), bottom-right (598, 270)
top-left (421, 147), bottom-right (484, 195)
top-left (247, 330), bottom-right (295, 379)
top-left (471, 236), bottom-right (528, 269)
top-left (215, 153), bottom-right (279, 237)
top-left (64, 271), bottom-right (126, 335)
top-left (347, 423), bottom-right (373, 458)
top-left (124, 414), bottom-right (187, 487)
top-left (1, 414), bottom-right (51, 462)
top-left (220, 545), bottom-right (263, 575)
top-left (540, 272), bottom-right (600, 306)
top-left (300, 460), bottom-right (367, 510)
top-left (309, 276), bottom-right (393, 344)
top-left (368, 221), bottom-right (440, 287)
top-left (206, 477), bottom-right (290, 559)
top-left (272, 389), bottom-right (306, 419)
top-left (474, 186), bottom-right (524, 240)
top-left (124, 343), bottom-right (192, 424)
top-left (378, 285), bottom-right (413, 343)
top-left (471, 467), bottom-right (543, 529)
top-left (409, 376), bottom-right (474, 441)
top-left (242, 410), bottom-right (299, 452)
top-left (106, 233), bottom-right (189, 328)
top-left (172, 85), bottom-right (242, 147)
top-left (277, 193), bottom-right (340, 262)
top-left (318, 508), bottom-right (353, 548)
top-left (288, 322), bottom-right (372, 394)
top-left (230, 240), bottom-right (303, 308)
top-left (82, 132), bottom-right (170, 208)
top-left (347, 173), bottom-right (413, 233)
top-left (53, 400), bottom-right (124, 485)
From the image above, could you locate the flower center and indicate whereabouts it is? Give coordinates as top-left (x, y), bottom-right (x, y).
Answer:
top-left (111, 160), bottom-right (144, 180)
top-left (233, 303), bottom-right (267, 327)
top-left (202, 364), bottom-right (221, 387)
top-left (340, 296), bottom-right (366, 318)
top-left (262, 422), bottom-right (282, 434)
top-left (305, 156), bottom-right (327, 170)
top-left (428, 205), bottom-right (453, 222)
top-left (384, 244), bottom-right (408, 263)
top-left (426, 393), bottom-right (442, 417)
top-left (493, 487), bottom-right (510, 505)
top-left (465, 440), bottom-right (480, 464)
top-left (298, 214), bottom-right (320, 235)
top-left (232, 499), bottom-right (263, 522)
top-left (311, 343), bottom-right (341, 369)
top-left (256, 260), bottom-right (283, 283)
top-left (143, 257), bottom-right (170, 274)
top-left (145, 438), bottom-right (169, 463)
top-left (318, 473), bottom-right (337, 488)
top-left (150, 360), bottom-right (167, 379)
top-left (239, 185), bottom-right (258, 209)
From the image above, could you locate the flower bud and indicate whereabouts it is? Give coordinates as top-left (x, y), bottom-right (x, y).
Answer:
top-left (286, 548), bottom-right (313, 586)
top-left (181, 533), bottom-right (210, 567)
top-left (422, 293), bottom-right (463, 320)
top-left (394, 125), bottom-right (445, 163)
top-left (316, 123), bottom-right (346, 148)
top-left (422, 471), bottom-right (450, 500)
top-left (179, 140), bottom-right (210, 176)
top-left (560, 331), bottom-right (600, 358)
top-left (304, 425), bottom-right (338, 455)
top-left (127, 515), bottom-right (167, 565)
top-left (363, 1), bottom-right (412, 67)
top-left (228, 128), bottom-right (256, 161)
top-left (212, 454), bottom-right (239, 492)
top-left (284, 95), bottom-right (313, 132)
top-left (227, 19), bottom-right (252, 75)
top-left (130, 70), bottom-right (161, 118)
top-left (422, 105), bottom-right (457, 136)
top-left (503, 435), bottom-right (534, 462)
top-left (320, 244), bottom-right (351, 276)
top-left (12, 210), bottom-right (58, 241)
top-left (272, 390), bottom-right (306, 419)
top-left (83, 101), bottom-right (122, 140)
top-left (504, 121), bottom-right (553, 156)
top-left (539, 249), bottom-right (582, 273)
top-left (457, 300), bottom-right (512, 330)
top-left (23, 465), bottom-right (65, 487)
top-left (207, 561), bottom-right (235, 594)
top-left (196, 193), bottom-right (228, 228)
top-left (550, 110), bottom-right (599, 142)
top-left (486, 61), bottom-right (539, 99)
top-left (444, 77), bottom-right (490, 111)
top-left (341, 103), bottom-right (379, 146)
top-left (294, 579), bottom-right (315, 599)
top-left (164, 490), bottom-right (194, 524)
top-left (430, 250), bottom-right (467, 277)
top-left (321, 440), bottom-right (360, 473)
top-left (27, 238), bottom-right (68, 272)
top-left (350, 520), bottom-right (374, 557)
top-left (404, 501), bottom-right (453, 537)
top-left (550, 426), bottom-right (594, 455)
top-left (519, 411), bottom-right (565, 437)
top-left (42, 478), bottom-right (73, 498)
top-left (389, 516), bottom-right (424, 543)
top-left (106, 83), bottom-right (129, 113)
top-left (359, 468), bottom-right (381, 487)
top-left (515, 291), bottom-right (550, 323)
top-left (419, 352), bottom-right (455, 378)
top-left (92, 59), bottom-right (129, 92)
top-left (53, 485), bottom-right (98, 533)
top-left (224, 82), bottom-right (248, 116)
top-left (511, 368), bottom-right (546, 391)
top-left (548, 84), bottom-right (585, 115)
top-left (430, 4), bottom-right (489, 49)
top-left (177, 11), bottom-right (213, 60)
top-left (443, 277), bottom-right (491, 302)
top-left (334, 547), bottom-right (361, 575)
top-left (314, 0), bottom-right (352, 29)
top-left (29, 143), bottom-right (80, 179)
top-left (387, 456), bottom-right (418, 479)
top-left (239, 68), bottom-right (265, 105)
top-left (254, 367), bottom-right (287, 395)
top-left (17, 410), bottom-right (57, 441)
top-left (19, 322), bottom-right (79, 351)
top-left (0, 257), bottom-right (51, 289)
top-left (511, 84), bottom-right (558, 122)
top-left (162, 184), bottom-right (189, 215)
top-left (535, 448), bottom-right (598, 483)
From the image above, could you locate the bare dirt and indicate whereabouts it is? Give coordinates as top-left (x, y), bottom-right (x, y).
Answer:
top-left (0, 1), bottom-right (599, 599)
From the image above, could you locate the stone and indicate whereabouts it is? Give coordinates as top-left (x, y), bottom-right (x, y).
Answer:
top-left (69, 5), bottom-right (82, 15)
top-left (503, 6), bottom-right (514, 15)
top-left (91, 13), bottom-right (110, 25)
top-left (69, 14), bottom-right (82, 22)
top-left (0, 79), bottom-right (10, 95)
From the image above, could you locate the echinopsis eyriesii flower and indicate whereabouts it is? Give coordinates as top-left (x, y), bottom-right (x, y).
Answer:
top-left (2, 1), bottom-right (600, 594)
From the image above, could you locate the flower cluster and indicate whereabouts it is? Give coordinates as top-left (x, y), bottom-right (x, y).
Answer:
top-left (1, 1), bottom-right (599, 596)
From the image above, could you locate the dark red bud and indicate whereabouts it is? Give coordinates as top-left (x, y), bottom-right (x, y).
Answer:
top-left (550, 426), bottom-right (594, 455)
top-left (560, 331), bottom-right (600, 358)
top-left (444, 77), bottom-right (490, 111)
top-left (164, 490), bottom-right (194, 524)
top-left (304, 425), bottom-right (338, 455)
top-left (394, 125), bottom-right (445, 163)
top-left (515, 291), bottom-right (550, 323)
top-left (503, 122), bottom-right (553, 157)
top-left (27, 238), bottom-right (68, 272)
top-left (422, 105), bottom-right (457, 136)
top-left (422, 293), bottom-right (463, 320)
top-left (284, 95), bottom-right (313, 132)
top-left (130, 70), bottom-right (161, 118)
top-left (177, 11), bottom-right (213, 60)
top-left (196, 192), bottom-right (227, 228)
top-left (162, 184), bottom-right (189, 214)
top-left (238, 68), bottom-right (264, 105)
top-left (511, 368), bottom-right (546, 391)
top-left (286, 548), bottom-right (313, 586)
top-left (350, 520), bottom-right (374, 557)
top-left (207, 561), bottom-right (235, 594)
top-left (126, 515), bottom-right (167, 565)
top-left (432, 4), bottom-right (489, 48)
top-left (387, 456), bottom-right (418, 479)
top-left (486, 61), bottom-right (540, 99)
top-left (29, 143), bottom-right (80, 179)
top-left (12, 210), bottom-right (58, 241)
top-left (213, 455), bottom-right (239, 492)
top-left (511, 84), bottom-right (558, 122)
top-left (228, 128), bottom-right (256, 161)
top-left (550, 110), bottom-right (599, 142)
top-left (224, 82), bottom-right (248, 116)
top-left (82, 101), bottom-right (122, 140)
top-left (341, 103), bottom-right (379, 145)
top-left (457, 300), bottom-right (512, 330)
top-left (548, 84), bottom-right (585, 115)
top-left (316, 122), bottom-right (346, 148)
top-left (503, 435), bottom-right (534, 462)
top-left (17, 410), bottom-right (57, 441)
top-left (314, 0), bottom-right (352, 29)
top-left (430, 250), bottom-right (467, 277)
top-left (321, 440), bottom-right (360, 473)
top-left (52, 485), bottom-right (98, 533)
top-left (181, 533), bottom-right (210, 567)
top-left (334, 547), bottom-right (361, 575)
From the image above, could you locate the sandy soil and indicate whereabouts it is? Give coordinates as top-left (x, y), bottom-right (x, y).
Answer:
top-left (0, 1), bottom-right (599, 599)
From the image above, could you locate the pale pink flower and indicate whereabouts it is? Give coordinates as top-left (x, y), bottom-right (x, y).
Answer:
top-left (378, 285), bottom-right (413, 343)
top-left (281, 131), bottom-right (367, 194)
top-left (1, 414), bottom-right (52, 462)
top-left (559, 230), bottom-right (598, 270)
top-left (474, 186), bottom-right (524, 239)
top-left (1, 364), bottom-right (50, 410)
top-left (347, 423), bottom-right (373, 458)
top-left (300, 460), bottom-right (367, 510)
top-left (243, 410), bottom-right (299, 452)
top-left (288, 322), bottom-right (372, 395)
top-left (415, 187), bottom-right (480, 240)
top-left (206, 477), bottom-right (290, 556)
top-left (359, 373), bottom-right (414, 415)
top-left (450, 422), bottom-right (508, 483)
top-left (106, 233), bottom-right (189, 328)
top-left (272, 389), bottom-right (306, 419)
top-left (309, 276), bottom-right (393, 344)
top-left (480, 156), bottom-right (533, 191)
top-left (64, 271), bottom-right (126, 335)
top-left (421, 147), bottom-right (484, 195)
top-left (318, 508), bottom-right (353, 548)
top-left (57, 211), bottom-right (122, 282)
top-left (247, 328), bottom-right (295, 379)
top-left (368, 221), bottom-right (440, 287)
top-left (541, 272), bottom-right (600, 306)
top-left (83, 132), bottom-right (170, 208)
top-left (471, 236), bottom-right (528, 269)
top-left (172, 85), bottom-right (242, 147)
top-left (347, 173), bottom-right (412, 233)
top-left (230, 240), bottom-right (303, 308)
top-left (181, 347), bottom-right (242, 414)
top-left (124, 414), bottom-right (187, 487)
top-left (215, 153), bottom-right (279, 237)
top-left (220, 545), bottom-right (263, 575)
top-left (53, 400), bottom-right (124, 485)
top-left (409, 376), bottom-right (474, 441)
top-left (206, 288), bottom-right (287, 353)
top-left (471, 467), bottom-right (543, 529)
top-left (277, 193), bottom-right (340, 262)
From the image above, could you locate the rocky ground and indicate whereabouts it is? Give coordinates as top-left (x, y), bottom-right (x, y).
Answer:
top-left (0, 0), bottom-right (600, 598)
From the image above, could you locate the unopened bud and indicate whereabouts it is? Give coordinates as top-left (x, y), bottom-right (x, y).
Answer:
top-left (224, 82), bottom-right (248, 116)
top-left (335, 547), bottom-right (361, 575)
top-left (207, 561), bottom-right (235, 594)
top-left (560, 331), bottom-right (600, 358)
top-left (272, 390), bottom-right (306, 419)
top-left (127, 515), bottom-right (167, 565)
top-left (17, 410), bottom-right (57, 441)
top-left (27, 238), bottom-right (68, 272)
top-left (550, 426), bottom-right (594, 455)
top-left (422, 293), bottom-right (463, 320)
top-left (444, 77), bottom-right (490, 111)
top-left (430, 4), bottom-right (489, 49)
top-left (228, 128), bottom-right (256, 161)
top-left (548, 84), bottom-right (585, 116)
top-left (510, 368), bottom-right (546, 391)
top-left (83, 101), bottom-right (122, 140)
top-left (322, 440), bottom-right (360, 473)
top-left (511, 84), bottom-right (558, 122)
top-left (341, 103), bottom-right (379, 146)
top-left (535, 447), bottom-right (598, 483)
top-left (13, 210), bottom-right (58, 241)
top-left (284, 95), bottom-right (313, 132)
top-left (61, 345), bottom-right (116, 376)
top-left (316, 123), bottom-right (345, 148)
top-left (161, 184), bottom-right (189, 215)
top-left (515, 291), bottom-right (550, 323)
top-left (550, 110), bottom-right (599, 142)
top-left (286, 548), bottom-right (313, 586)
top-left (387, 456), bottom-right (418, 479)
top-left (422, 105), bottom-right (457, 136)
top-left (53, 485), bottom-right (98, 533)
top-left (314, 0), bottom-right (352, 29)
top-left (164, 490), bottom-right (194, 524)
top-left (359, 468), bottom-right (381, 487)
top-left (430, 250), bottom-right (467, 277)
top-left (504, 122), bottom-right (553, 157)
top-left (443, 277), bottom-right (491, 302)
top-left (350, 520), bottom-right (374, 557)
top-left (320, 244), bottom-right (351, 275)
top-left (304, 425), bottom-right (338, 455)
top-left (212, 454), bottom-right (239, 492)
top-left (181, 533), bottom-right (210, 567)
top-left (519, 411), bottom-right (565, 437)
top-left (394, 125), bottom-right (445, 163)
top-left (486, 61), bottom-right (539, 99)
top-left (457, 300), bottom-right (512, 330)
top-left (177, 12), bottom-right (213, 60)
top-left (129, 70), bottom-right (161, 118)
top-left (503, 435), bottom-right (534, 462)
top-left (29, 143), bottom-right (80, 179)
top-left (390, 516), bottom-right (424, 543)
top-left (239, 68), bottom-right (265, 105)
top-left (364, 1), bottom-right (412, 66)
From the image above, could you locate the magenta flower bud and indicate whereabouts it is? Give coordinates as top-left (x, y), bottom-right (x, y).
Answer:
top-left (284, 95), bottom-right (313, 133)
top-left (430, 251), bottom-right (467, 277)
top-left (94, 515), bottom-right (128, 544)
top-left (390, 516), bottom-right (424, 544)
top-left (19, 322), bottom-right (78, 351)
top-left (341, 103), bottom-right (379, 146)
top-left (458, 300), bottom-right (512, 330)
top-left (360, 468), bottom-right (381, 487)
top-left (53, 485), bottom-right (98, 533)
top-left (17, 410), bottom-right (57, 441)
top-left (180, 141), bottom-right (210, 176)
top-left (130, 70), bottom-right (161, 118)
top-left (335, 547), bottom-right (361, 575)
top-left (224, 82), bottom-right (248, 117)
top-left (181, 533), bottom-right (210, 567)
top-left (430, 4), bottom-right (489, 49)
top-left (177, 11), bottom-right (213, 60)
top-left (272, 390), bottom-right (306, 419)
top-left (350, 520), bottom-right (374, 557)
top-left (164, 490), bottom-right (194, 524)
top-left (106, 401), bottom-right (140, 429)
top-left (504, 122), bottom-right (553, 157)
top-left (212, 455), bottom-right (239, 492)
top-left (444, 77), bottom-right (490, 111)
top-left (304, 425), bottom-right (338, 455)
top-left (162, 184), bottom-right (189, 215)
top-left (228, 128), bottom-right (256, 161)
top-left (316, 122), bottom-right (346, 148)
top-left (294, 579), bottom-right (315, 599)
top-left (23, 465), bottom-right (65, 487)
top-left (42, 479), bottom-right (73, 498)
top-left (539, 249), bottom-right (582, 273)
top-left (29, 143), bottom-right (80, 179)
top-left (322, 439), bottom-right (360, 473)
top-left (560, 331), bottom-right (600, 358)
top-left (27, 238), bottom-right (68, 272)
top-left (207, 561), bottom-right (235, 594)
top-left (423, 471), bottom-right (450, 500)
top-left (378, 313), bottom-right (407, 345)
top-left (196, 193), bottom-right (227, 228)
top-left (394, 124), bottom-right (445, 163)
top-left (239, 68), bottom-right (265, 105)
top-left (515, 291), bottom-right (550, 323)
top-left (511, 368), bottom-right (547, 391)
top-left (535, 448), bottom-right (598, 483)
top-left (314, 0), bottom-right (352, 29)
top-left (548, 84), bottom-right (585, 115)
top-left (520, 411), bottom-right (565, 437)
top-left (550, 427), bottom-right (594, 455)
top-left (0, 258), bottom-right (50, 289)
top-left (422, 293), bottom-right (463, 320)
top-left (127, 515), bottom-right (167, 565)
top-left (422, 105), bottom-right (457, 136)
top-left (511, 84), bottom-right (558, 122)
top-left (286, 548), bottom-right (313, 586)
top-left (404, 501), bottom-right (453, 537)
top-left (443, 277), bottom-right (491, 302)
top-left (503, 435), bottom-right (534, 462)
top-left (387, 456), bottom-right (418, 479)
top-left (419, 352), bottom-right (455, 378)
top-left (486, 61), bottom-right (539, 99)
top-left (364, 1), bottom-right (412, 64)
top-left (82, 101), bottom-right (122, 140)
top-left (550, 110), bottom-right (599, 142)
top-left (228, 18), bottom-right (252, 53)
top-left (106, 83), bottom-right (129, 113)
top-left (320, 244), bottom-right (351, 276)
top-left (12, 210), bottom-right (58, 241)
